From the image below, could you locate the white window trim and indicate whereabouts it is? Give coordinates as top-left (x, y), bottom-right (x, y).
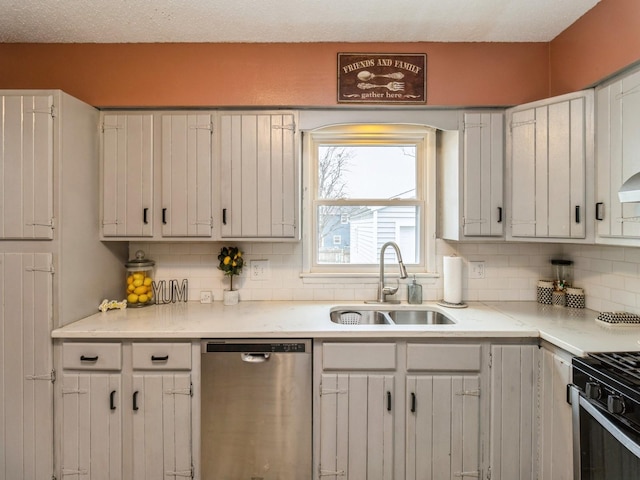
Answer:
top-left (301, 123), bottom-right (437, 280)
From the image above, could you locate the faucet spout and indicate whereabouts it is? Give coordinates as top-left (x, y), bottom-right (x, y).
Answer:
top-left (369, 241), bottom-right (408, 304)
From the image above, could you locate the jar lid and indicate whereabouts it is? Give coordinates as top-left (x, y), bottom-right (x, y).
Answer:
top-left (551, 259), bottom-right (573, 266)
top-left (125, 250), bottom-right (155, 268)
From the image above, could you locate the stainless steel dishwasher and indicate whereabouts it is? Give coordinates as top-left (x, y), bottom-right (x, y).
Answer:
top-left (201, 339), bottom-right (312, 480)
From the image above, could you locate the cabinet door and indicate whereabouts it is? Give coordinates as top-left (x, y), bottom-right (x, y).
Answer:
top-left (319, 373), bottom-right (394, 480)
top-left (596, 69), bottom-right (640, 239)
top-left (131, 373), bottom-right (192, 480)
top-left (0, 253), bottom-right (53, 479)
top-left (161, 114), bottom-right (213, 237)
top-left (220, 112), bottom-right (297, 239)
top-left (539, 349), bottom-right (573, 480)
top-left (102, 114), bottom-right (154, 237)
top-left (61, 373), bottom-right (122, 480)
top-left (463, 112), bottom-right (504, 236)
top-left (405, 375), bottom-right (480, 480)
top-left (0, 95), bottom-right (54, 239)
top-left (490, 345), bottom-right (538, 480)
top-left (509, 93), bottom-right (589, 239)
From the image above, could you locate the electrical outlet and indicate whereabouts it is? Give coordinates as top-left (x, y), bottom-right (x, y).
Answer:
top-left (469, 261), bottom-right (485, 279)
top-left (250, 259), bottom-right (271, 280)
top-left (200, 291), bottom-right (213, 303)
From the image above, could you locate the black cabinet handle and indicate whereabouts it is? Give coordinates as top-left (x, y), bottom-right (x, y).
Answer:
top-left (110, 390), bottom-right (116, 410)
top-left (133, 391), bottom-right (139, 411)
top-left (222, 208), bottom-right (227, 225)
top-left (151, 355), bottom-right (169, 362)
top-left (143, 207), bottom-right (149, 224)
top-left (575, 205), bottom-right (581, 224)
top-left (497, 207), bottom-right (503, 223)
top-left (596, 202), bottom-right (604, 221)
top-left (162, 208), bottom-right (167, 225)
top-left (80, 355), bottom-right (98, 362)
top-left (386, 391), bottom-right (392, 412)
top-left (411, 392), bottom-right (416, 413)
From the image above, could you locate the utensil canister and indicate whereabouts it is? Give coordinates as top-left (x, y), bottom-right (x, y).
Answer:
top-left (125, 250), bottom-right (155, 307)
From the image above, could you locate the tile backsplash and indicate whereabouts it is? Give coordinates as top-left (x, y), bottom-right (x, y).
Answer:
top-left (130, 240), bottom-right (640, 312)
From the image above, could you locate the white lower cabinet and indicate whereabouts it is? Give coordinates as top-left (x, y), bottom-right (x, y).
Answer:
top-left (59, 341), bottom-right (194, 480)
top-left (316, 341), bottom-right (485, 480)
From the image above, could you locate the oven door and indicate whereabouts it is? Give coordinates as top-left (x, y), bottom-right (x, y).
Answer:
top-left (570, 386), bottom-right (640, 479)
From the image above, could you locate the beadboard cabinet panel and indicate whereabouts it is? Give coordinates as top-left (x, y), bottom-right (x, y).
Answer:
top-left (319, 373), bottom-right (395, 480)
top-left (102, 113), bottom-right (154, 237)
top-left (507, 90), bottom-right (593, 242)
top-left (0, 95), bottom-right (54, 239)
top-left (161, 114), bottom-right (213, 237)
top-left (0, 253), bottom-right (53, 480)
top-left (596, 67), bottom-right (640, 242)
top-left (219, 112), bottom-right (298, 240)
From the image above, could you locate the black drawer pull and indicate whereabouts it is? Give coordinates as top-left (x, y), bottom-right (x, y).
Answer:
top-left (143, 207), bottom-right (149, 224)
top-left (162, 208), bottom-right (167, 225)
top-left (497, 207), bottom-right (503, 223)
top-left (133, 391), bottom-right (139, 411)
top-left (575, 205), bottom-right (581, 224)
top-left (411, 392), bottom-right (416, 413)
top-left (80, 355), bottom-right (98, 362)
top-left (222, 208), bottom-right (227, 225)
top-left (151, 355), bottom-right (169, 362)
top-left (386, 391), bottom-right (392, 412)
top-left (596, 202), bottom-right (604, 221)
top-left (110, 390), bottom-right (117, 410)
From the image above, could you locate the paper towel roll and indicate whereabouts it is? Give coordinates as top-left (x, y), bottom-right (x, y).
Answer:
top-left (443, 256), bottom-right (462, 304)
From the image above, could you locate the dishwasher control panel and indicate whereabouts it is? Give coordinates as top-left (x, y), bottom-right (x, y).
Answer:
top-left (203, 339), bottom-right (311, 353)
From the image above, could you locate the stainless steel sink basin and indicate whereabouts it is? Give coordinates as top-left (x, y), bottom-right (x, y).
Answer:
top-left (387, 309), bottom-right (455, 325)
top-left (330, 310), bottom-right (391, 325)
top-left (330, 308), bottom-right (456, 326)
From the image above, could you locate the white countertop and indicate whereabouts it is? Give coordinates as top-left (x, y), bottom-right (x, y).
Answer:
top-left (52, 301), bottom-right (640, 356)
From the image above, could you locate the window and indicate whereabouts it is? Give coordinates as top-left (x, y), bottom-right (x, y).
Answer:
top-left (305, 124), bottom-right (436, 274)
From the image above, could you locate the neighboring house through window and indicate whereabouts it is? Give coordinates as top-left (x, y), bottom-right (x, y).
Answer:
top-left (304, 124), bottom-right (436, 275)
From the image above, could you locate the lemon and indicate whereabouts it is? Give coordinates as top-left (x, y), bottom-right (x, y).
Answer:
top-left (138, 294), bottom-right (149, 303)
top-left (133, 279), bottom-right (143, 287)
top-left (134, 285), bottom-right (147, 295)
top-left (143, 277), bottom-right (152, 286)
top-left (127, 283), bottom-right (135, 292)
top-left (127, 293), bottom-right (139, 304)
top-left (127, 275), bottom-right (134, 284)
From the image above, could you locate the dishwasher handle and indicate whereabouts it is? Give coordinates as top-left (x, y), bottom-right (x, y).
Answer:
top-left (241, 352), bottom-right (271, 363)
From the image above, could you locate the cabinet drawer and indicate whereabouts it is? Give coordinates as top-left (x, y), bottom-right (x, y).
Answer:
top-left (322, 343), bottom-right (396, 370)
top-left (132, 342), bottom-right (192, 370)
top-left (62, 342), bottom-right (122, 370)
top-left (407, 344), bottom-right (481, 371)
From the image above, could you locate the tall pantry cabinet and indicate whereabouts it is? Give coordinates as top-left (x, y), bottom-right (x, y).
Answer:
top-left (0, 90), bottom-right (126, 480)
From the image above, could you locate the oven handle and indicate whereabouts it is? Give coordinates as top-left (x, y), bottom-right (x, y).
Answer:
top-left (577, 390), bottom-right (640, 459)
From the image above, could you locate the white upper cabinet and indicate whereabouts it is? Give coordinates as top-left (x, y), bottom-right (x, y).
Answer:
top-left (219, 111), bottom-right (299, 240)
top-left (101, 112), bottom-right (215, 240)
top-left (161, 114), bottom-right (213, 237)
top-left (441, 111), bottom-right (504, 240)
top-left (595, 67), bottom-right (640, 243)
top-left (0, 94), bottom-right (54, 239)
top-left (102, 113), bottom-right (154, 238)
top-left (507, 90), bottom-right (594, 242)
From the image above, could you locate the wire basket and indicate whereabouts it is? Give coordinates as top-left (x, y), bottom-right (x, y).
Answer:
top-left (339, 311), bottom-right (362, 325)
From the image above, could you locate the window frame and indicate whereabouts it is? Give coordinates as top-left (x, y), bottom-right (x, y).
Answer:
top-left (302, 123), bottom-right (437, 276)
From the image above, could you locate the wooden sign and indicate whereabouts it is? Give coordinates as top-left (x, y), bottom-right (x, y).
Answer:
top-left (337, 53), bottom-right (427, 104)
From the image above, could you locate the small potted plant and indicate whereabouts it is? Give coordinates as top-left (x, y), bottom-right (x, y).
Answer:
top-left (218, 246), bottom-right (244, 305)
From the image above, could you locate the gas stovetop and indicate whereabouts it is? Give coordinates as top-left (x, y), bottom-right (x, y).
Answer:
top-left (573, 353), bottom-right (640, 430)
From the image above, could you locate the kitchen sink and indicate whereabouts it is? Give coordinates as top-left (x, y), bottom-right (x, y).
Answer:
top-left (330, 308), bottom-right (456, 326)
top-left (387, 309), bottom-right (455, 325)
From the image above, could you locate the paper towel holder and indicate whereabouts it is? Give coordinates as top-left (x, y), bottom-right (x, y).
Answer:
top-left (438, 255), bottom-right (468, 308)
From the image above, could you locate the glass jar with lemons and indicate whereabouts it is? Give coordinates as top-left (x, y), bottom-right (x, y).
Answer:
top-left (125, 250), bottom-right (155, 307)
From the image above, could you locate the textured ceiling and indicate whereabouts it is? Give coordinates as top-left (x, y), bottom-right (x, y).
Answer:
top-left (0, 0), bottom-right (600, 43)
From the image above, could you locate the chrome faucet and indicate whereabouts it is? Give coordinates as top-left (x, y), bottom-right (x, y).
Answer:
top-left (367, 241), bottom-right (409, 304)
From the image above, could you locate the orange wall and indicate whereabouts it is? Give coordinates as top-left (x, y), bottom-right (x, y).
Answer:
top-left (550, 0), bottom-right (640, 95)
top-left (0, 42), bottom-right (548, 108)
